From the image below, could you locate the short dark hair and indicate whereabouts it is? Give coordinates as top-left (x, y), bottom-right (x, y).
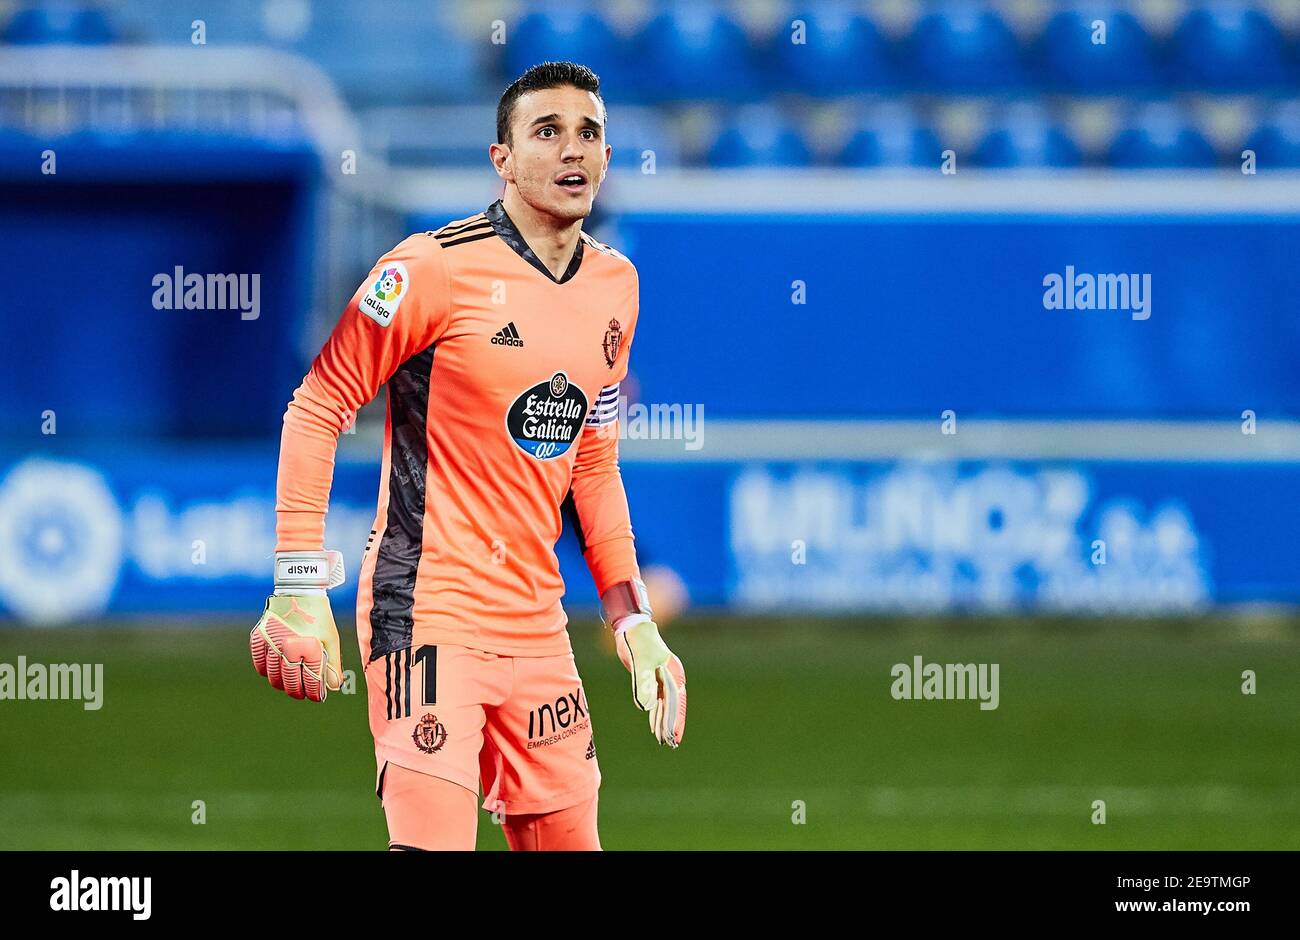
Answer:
top-left (496, 61), bottom-right (604, 145)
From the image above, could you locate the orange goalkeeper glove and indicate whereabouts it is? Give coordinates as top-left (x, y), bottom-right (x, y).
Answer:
top-left (249, 550), bottom-right (346, 702)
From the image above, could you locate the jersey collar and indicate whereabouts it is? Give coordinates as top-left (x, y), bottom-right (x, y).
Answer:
top-left (486, 199), bottom-right (584, 284)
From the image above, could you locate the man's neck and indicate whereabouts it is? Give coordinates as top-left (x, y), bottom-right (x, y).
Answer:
top-left (501, 188), bottom-right (584, 280)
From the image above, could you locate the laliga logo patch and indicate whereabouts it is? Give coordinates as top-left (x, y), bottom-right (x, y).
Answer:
top-left (374, 267), bottom-right (404, 301)
top-left (360, 261), bottom-right (408, 327)
top-left (506, 371), bottom-right (589, 460)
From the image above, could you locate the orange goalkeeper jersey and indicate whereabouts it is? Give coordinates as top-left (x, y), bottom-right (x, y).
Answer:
top-left (275, 200), bottom-right (641, 659)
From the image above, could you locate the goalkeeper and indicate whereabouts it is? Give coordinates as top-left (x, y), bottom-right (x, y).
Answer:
top-left (249, 61), bottom-right (685, 851)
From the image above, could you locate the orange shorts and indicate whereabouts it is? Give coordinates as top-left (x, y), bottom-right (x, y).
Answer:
top-left (365, 643), bottom-right (601, 816)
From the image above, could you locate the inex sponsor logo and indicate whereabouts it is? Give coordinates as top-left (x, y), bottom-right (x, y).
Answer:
top-left (528, 686), bottom-right (590, 742)
top-left (506, 371), bottom-right (588, 460)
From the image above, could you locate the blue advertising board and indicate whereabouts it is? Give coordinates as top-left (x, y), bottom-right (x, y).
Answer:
top-left (0, 446), bottom-right (1294, 623)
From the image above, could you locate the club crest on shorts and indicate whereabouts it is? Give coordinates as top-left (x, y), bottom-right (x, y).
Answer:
top-left (603, 318), bottom-right (622, 368)
top-left (412, 713), bottom-right (448, 754)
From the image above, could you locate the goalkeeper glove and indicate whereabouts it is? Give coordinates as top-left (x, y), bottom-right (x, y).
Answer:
top-left (614, 618), bottom-right (686, 748)
top-left (603, 579), bottom-right (686, 747)
top-left (249, 550), bottom-right (346, 702)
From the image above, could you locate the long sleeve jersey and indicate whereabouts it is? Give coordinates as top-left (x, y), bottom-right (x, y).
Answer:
top-left (275, 200), bottom-right (641, 660)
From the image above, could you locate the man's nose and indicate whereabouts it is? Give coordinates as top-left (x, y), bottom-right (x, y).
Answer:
top-left (560, 137), bottom-right (585, 160)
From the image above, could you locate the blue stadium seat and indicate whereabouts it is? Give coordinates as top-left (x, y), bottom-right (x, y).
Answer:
top-left (3, 2), bottom-right (115, 44)
top-left (108, 0), bottom-right (479, 105)
top-left (1244, 102), bottom-right (1300, 168)
top-left (606, 108), bottom-right (682, 170)
top-left (504, 8), bottom-right (633, 101)
top-left (774, 5), bottom-right (896, 95)
top-left (107, 0), bottom-right (265, 44)
top-left (1037, 7), bottom-right (1163, 93)
top-left (1107, 104), bottom-right (1219, 167)
top-left (837, 105), bottom-right (941, 168)
top-left (290, 2), bottom-right (479, 105)
top-left (906, 5), bottom-right (1025, 92)
top-left (1171, 6), bottom-right (1289, 91)
top-left (634, 6), bottom-right (760, 102)
top-left (707, 107), bottom-right (811, 167)
top-left (971, 104), bottom-right (1082, 168)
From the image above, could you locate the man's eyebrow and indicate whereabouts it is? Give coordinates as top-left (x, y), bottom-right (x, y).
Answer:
top-left (527, 113), bottom-right (605, 131)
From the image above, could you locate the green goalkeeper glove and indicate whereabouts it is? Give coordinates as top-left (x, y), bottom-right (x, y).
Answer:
top-left (614, 618), bottom-right (687, 748)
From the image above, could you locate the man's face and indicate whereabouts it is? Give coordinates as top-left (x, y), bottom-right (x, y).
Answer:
top-left (493, 85), bottom-right (610, 223)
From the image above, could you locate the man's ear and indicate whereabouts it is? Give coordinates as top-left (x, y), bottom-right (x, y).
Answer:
top-left (489, 141), bottom-right (513, 181)
top-left (601, 143), bottom-right (611, 181)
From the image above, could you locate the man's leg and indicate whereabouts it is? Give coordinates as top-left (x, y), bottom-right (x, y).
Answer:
top-left (480, 650), bottom-right (603, 851)
top-left (501, 792), bottom-right (600, 851)
top-left (364, 644), bottom-right (511, 851)
top-left (380, 762), bottom-right (479, 851)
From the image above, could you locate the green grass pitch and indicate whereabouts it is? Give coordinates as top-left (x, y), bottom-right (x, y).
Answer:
top-left (1, 615), bottom-right (1297, 849)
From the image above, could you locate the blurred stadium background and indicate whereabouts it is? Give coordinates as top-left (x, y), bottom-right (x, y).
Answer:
top-left (1, 0), bottom-right (1299, 850)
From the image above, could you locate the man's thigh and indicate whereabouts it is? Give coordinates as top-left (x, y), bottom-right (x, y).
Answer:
top-left (380, 762), bottom-right (480, 850)
top-left (480, 650), bottom-right (601, 819)
top-left (365, 643), bottom-right (511, 796)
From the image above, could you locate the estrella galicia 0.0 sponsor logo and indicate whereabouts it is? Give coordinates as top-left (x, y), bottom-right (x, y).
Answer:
top-left (506, 372), bottom-right (588, 460)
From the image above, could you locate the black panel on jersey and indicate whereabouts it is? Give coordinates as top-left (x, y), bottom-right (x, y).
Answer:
top-left (486, 199), bottom-right (584, 284)
top-left (561, 487), bottom-right (588, 555)
top-left (370, 345), bottom-right (435, 662)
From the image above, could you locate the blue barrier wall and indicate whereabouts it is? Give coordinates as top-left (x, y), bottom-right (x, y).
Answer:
top-left (0, 130), bottom-right (321, 439)
top-left (617, 212), bottom-right (1300, 419)
top-left (12, 194), bottom-right (1285, 441)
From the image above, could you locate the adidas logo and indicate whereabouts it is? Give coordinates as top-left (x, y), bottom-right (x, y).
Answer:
top-left (585, 738), bottom-right (596, 760)
top-left (491, 322), bottom-right (524, 348)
